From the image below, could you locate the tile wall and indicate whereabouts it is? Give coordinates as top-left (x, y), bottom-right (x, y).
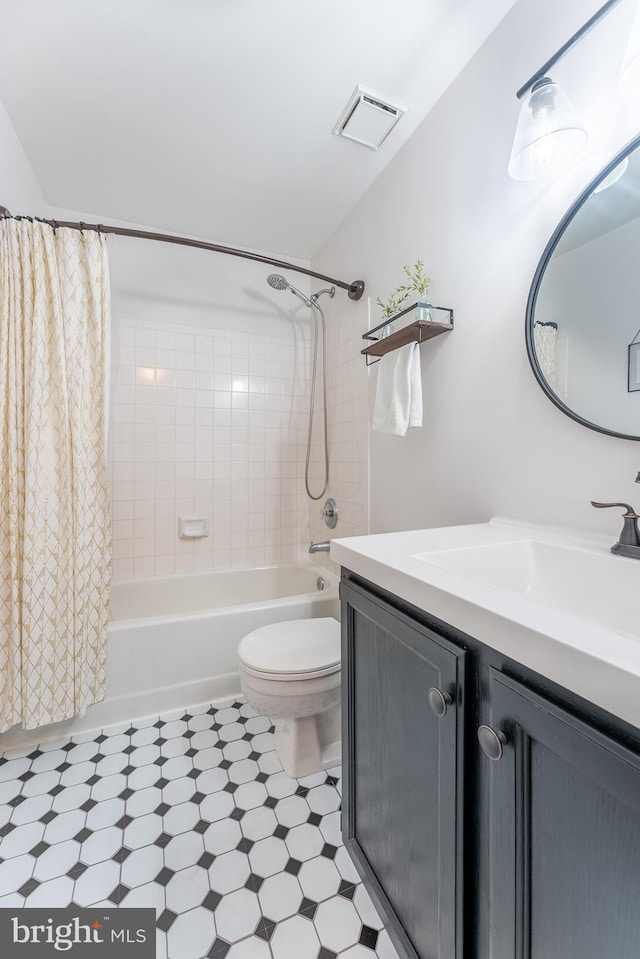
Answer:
top-left (109, 318), bottom-right (311, 581)
top-left (309, 299), bottom-right (370, 569)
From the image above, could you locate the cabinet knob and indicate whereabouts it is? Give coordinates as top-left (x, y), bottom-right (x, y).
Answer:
top-left (477, 724), bottom-right (507, 761)
top-left (428, 687), bottom-right (453, 718)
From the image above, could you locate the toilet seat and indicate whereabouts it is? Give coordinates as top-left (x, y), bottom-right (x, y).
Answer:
top-left (238, 617), bottom-right (341, 682)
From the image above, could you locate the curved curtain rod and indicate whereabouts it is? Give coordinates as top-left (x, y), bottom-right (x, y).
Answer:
top-left (0, 204), bottom-right (365, 301)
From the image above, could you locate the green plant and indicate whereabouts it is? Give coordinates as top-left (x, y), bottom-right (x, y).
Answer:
top-left (376, 288), bottom-right (410, 318)
top-left (377, 259), bottom-right (431, 318)
top-left (397, 259), bottom-right (431, 299)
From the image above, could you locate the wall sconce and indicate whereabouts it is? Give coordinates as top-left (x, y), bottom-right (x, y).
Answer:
top-left (509, 0), bottom-right (623, 180)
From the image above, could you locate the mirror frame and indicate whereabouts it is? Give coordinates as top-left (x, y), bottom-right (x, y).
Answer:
top-left (525, 131), bottom-right (640, 442)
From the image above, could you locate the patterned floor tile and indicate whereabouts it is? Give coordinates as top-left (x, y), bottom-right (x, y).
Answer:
top-left (0, 696), bottom-right (399, 959)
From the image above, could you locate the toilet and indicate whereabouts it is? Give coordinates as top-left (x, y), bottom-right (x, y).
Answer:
top-left (238, 617), bottom-right (341, 779)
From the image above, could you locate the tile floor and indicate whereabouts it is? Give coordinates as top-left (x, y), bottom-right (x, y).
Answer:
top-left (0, 697), bottom-right (400, 959)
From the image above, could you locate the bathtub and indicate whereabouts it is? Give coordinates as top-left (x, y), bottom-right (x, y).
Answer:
top-left (0, 564), bottom-right (340, 750)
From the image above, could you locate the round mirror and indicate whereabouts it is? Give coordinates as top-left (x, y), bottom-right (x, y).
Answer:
top-left (526, 133), bottom-right (640, 441)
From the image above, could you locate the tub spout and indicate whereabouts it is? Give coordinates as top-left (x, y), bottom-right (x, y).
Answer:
top-left (309, 540), bottom-right (330, 553)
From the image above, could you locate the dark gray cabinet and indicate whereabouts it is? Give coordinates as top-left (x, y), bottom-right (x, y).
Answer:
top-left (341, 578), bottom-right (466, 959)
top-left (486, 668), bottom-right (640, 959)
top-left (341, 571), bottom-right (640, 959)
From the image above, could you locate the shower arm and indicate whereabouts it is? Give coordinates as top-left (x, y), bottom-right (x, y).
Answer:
top-left (0, 205), bottom-right (365, 301)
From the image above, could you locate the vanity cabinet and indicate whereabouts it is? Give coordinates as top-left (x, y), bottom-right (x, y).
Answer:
top-left (487, 668), bottom-right (640, 959)
top-left (341, 578), bottom-right (466, 959)
top-left (341, 572), bottom-right (640, 959)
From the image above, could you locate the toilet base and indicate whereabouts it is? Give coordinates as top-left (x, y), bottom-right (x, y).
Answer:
top-left (273, 705), bottom-right (341, 779)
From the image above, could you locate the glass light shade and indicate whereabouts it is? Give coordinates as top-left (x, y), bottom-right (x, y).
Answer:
top-left (508, 77), bottom-right (588, 181)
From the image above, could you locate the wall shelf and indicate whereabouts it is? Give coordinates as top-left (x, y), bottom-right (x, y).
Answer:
top-left (362, 302), bottom-right (453, 366)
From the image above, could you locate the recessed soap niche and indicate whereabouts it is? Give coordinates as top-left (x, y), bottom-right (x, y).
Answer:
top-left (178, 516), bottom-right (209, 539)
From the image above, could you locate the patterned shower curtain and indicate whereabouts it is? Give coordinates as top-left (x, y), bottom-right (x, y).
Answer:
top-left (0, 218), bottom-right (111, 731)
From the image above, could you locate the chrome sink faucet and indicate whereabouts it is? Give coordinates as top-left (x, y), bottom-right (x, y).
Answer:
top-left (591, 501), bottom-right (640, 559)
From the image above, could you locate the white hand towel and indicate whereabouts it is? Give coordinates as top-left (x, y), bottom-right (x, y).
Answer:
top-left (372, 341), bottom-right (423, 436)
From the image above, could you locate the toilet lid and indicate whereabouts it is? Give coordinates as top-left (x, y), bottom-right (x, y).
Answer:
top-left (238, 617), bottom-right (341, 676)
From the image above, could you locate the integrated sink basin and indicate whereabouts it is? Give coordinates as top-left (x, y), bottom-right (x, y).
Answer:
top-left (331, 517), bottom-right (640, 729)
top-left (414, 538), bottom-right (640, 639)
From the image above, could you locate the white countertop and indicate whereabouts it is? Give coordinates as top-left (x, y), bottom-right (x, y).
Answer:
top-left (331, 517), bottom-right (640, 731)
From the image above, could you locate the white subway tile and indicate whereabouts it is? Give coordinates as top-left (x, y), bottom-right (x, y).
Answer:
top-left (112, 558), bottom-right (135, 580)
top-left (176, 462), bottom-right (195, 480)
top-left (135, 481), bottom-right (155, 501)
top-left (155, 554), bottom-right (176, 575)
top-left (134, 406), bottom-right (155, 424)
top-left (196, 334), bottom-right (213, 353)
top-left (134, 556), bottom-right (155, 576)
top-left (177, 333), bottom-right (195, 352)
top-left (176, 351), bottom-right (195, 370)
top-left (135, 329), bottom-right (156, 348)
top-left (155, 387), bottom-right (175, 407)
top-left (231, 376), bottom-right (248, 394)
top-left (175, 370), bottom-right (196, 389)
top-left (112, 481), bottom-right (135, 501)
top-left (156, 369), bottom-right (175, 388)
top-left (134, 500), bottom-right (155, 520)
top-left (156, 444), bottom-right (175, 463)
top-left (193, 372), bottom-right (211, 392)
top-left (175, 406), bottom-right (195, 425)
top-left (134, 461), bottom-right (155, 482)
top-left (156, 332), bottom-right (176, 351)
top-left (196, 353), bottom-right (214, 372)
top-left (213, 391), bottom-right (231, 410)
top-left (112, 538), bottom-right (134, 560)
top-left (195, 408), bottom-right (214, 427)
top-left (155, 537), bottom-right (175, 557)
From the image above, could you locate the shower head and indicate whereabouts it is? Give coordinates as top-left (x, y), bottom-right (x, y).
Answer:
top-left (311, 286), bottom-right (336, 303)
top-left (267, 273), bottom-right (289, 291)
top-left (266, 273), bottom-right (313, 308)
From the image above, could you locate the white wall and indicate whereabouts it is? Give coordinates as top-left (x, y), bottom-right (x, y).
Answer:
top-left (312, 0), bottom-right (640, 541)
top-left (0, 95), bottom-right (47, 210)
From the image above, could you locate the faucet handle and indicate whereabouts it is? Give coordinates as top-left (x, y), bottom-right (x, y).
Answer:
top-left (591, 501), bottom-right (639, 515)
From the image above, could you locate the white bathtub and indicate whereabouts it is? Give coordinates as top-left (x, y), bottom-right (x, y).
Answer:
top-left (0, 564), bottom-right (340, 750)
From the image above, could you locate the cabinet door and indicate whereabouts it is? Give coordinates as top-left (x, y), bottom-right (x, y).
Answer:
top-left (342, 580), bottom-right (466, 959)
top-left (484, 668), bottom-right (640, 959)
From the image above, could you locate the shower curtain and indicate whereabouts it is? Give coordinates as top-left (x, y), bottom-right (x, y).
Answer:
top-left (0, 218), bottom-right (111, 731)
top-left (533, 321), bottom-right (558, 391)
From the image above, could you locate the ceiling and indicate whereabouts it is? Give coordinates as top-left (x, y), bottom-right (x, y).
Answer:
top-left (0, 0), bottom-right (517, 259)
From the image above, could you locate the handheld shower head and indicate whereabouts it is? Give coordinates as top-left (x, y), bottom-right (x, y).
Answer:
top-left (267, 273), bottom-right (289, 291)
top-left (266, 273), bottom-right (312, 307)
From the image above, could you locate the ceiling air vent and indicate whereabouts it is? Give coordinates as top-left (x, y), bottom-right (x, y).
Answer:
top-left (333, 86), bottom-right (405, 150)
